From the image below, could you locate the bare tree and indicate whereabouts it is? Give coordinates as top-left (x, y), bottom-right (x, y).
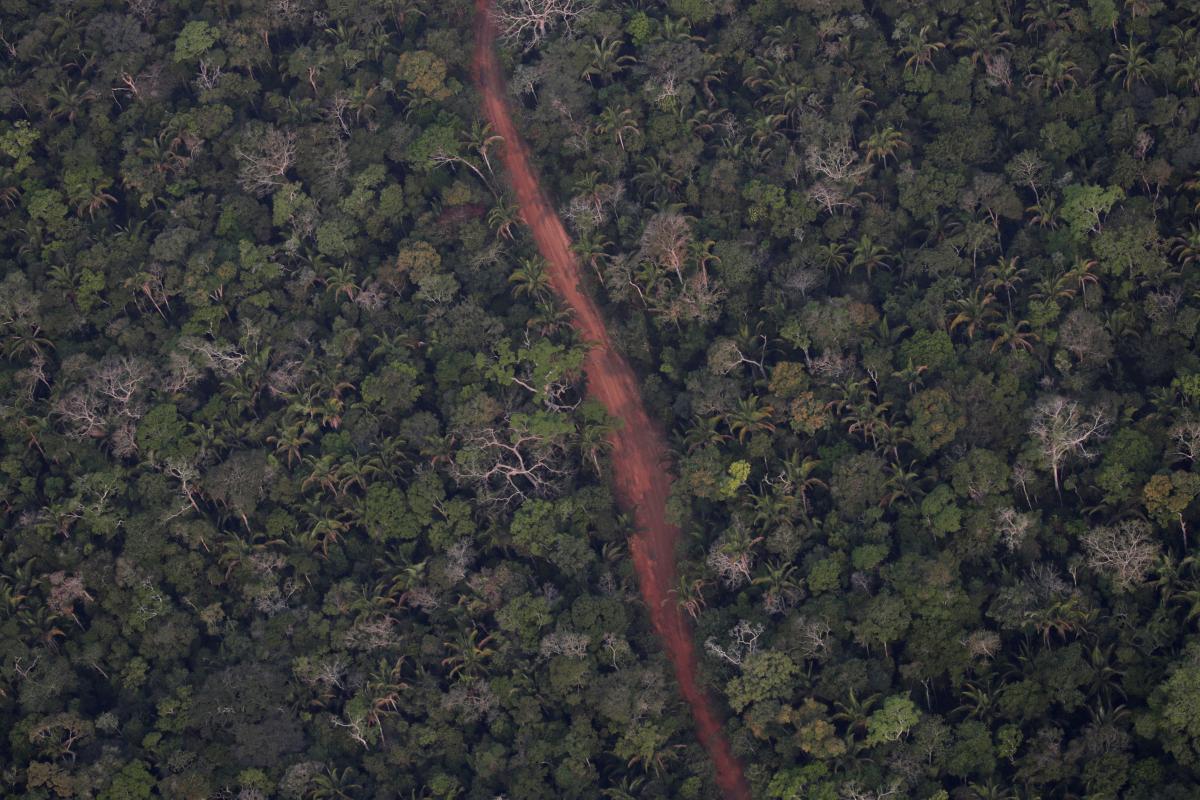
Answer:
top-left (451, 416), bottom-right (572, 506)
top-left (790, 616), bottom-right (833, 662)
top-left (995, 506), bottom-right (1036, 551)
top-left (235, 126), bottom-right (297, 197)
top-left (638, 212), bottom-right (692, 284)
top-left (492, 0), bottom-right (594, 51)
top-left (1029, 395), bottom-right (1108, 494)
top-left (1171, 419), bottom-right (1200, 464)
top-left (539, 630), bottom-right (590, 659)
top-left (704, 620), bottom-right (764, 666)
top-left (805, 139), bottom-right (866, 183)
top-left (1082, 519), bottom-right (1160, 590)
top-left (707, 337), bottom-right (767, 377)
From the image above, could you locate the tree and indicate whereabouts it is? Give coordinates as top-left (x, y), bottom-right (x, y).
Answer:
top-left (864, 694), bottom-right (920, 747)
top-left (1029, 396), bottom-right (1108, 494)
top-left (492, 0), bottom-right (594, 51)
top-left (725, 650), bottom-right (799, 712)
top-left (1079, 518), bottom-right (1158, 590)
top-left (235, 126), bottom-right (297, 197)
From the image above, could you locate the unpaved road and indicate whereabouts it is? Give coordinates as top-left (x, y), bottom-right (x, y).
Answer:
top-left (472, 4), bottom-right (751, 798)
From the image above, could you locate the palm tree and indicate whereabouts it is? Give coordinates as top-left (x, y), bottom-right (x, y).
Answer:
top-left (1108, 38), bottom-right (1155, 90)
top-left (46, 79), bottom-right (95, 123)
top-left (632, 155), bottom-right (681, 202)
top-left (581, 36), bottom-right (636, 85)
top-left (953, 677), bottom-right (1000, 722)
top-left (989, 316), bottom-right (1040, 353)
top-left (892, 359), bottom-right (928, 396)
top-left (1025, 49), bottom-right (1081, 95)
top-left (671, 574), bottom-right (708, 620)
top-left (815, 241), bottom-right (851, 276)
top-left (954, 19), bottom-right (1011, 68)
top-left (681, 414), bottom-right (730, 454)
top-left (779, 452), bottom-right (827, 517)
top-left (486, 196), bottom-right (520, 240)
top-left (441, 627), bottom-right (496, 679)
top-left (986, 256), bottom-right (1028, 308)
top-left (1171, 225), bottom-right (1200, 268)
top-left (753, 559), bottom-right (803, 610)
top-left (508, 257), bottom-right (551, 301)
top-left (301, 454), bottom-right (341, 496)
top-left (1062, 257), bottom-right (1100, 306)
top-left (1176, 55), bottom-right (1200, 95)
top-left (861, 125), bottom-right (907, 166)
top-left (948, 288), bottom-right (1000, 340)
top-left (577, 403), bottom-right (616, 475)
top-left (324, 265), bottom-right (359, 302)
top-left (897, 25), bottom-right (946, 73)
top-left (595, 105), bottom-right (640, 152)
top-left (849, 234), bottom-right (893, 279)
top-left (881, 460), bottom-right (926, 507)
top-left (1022, 0), bottom-right (1073, 37)
top-left (572, 228), bottom-right (612, 282)
top-left (1026, 195), bottom-right (1060, 229)
top-left (725, 395), bottom-right (776, 442)
top-left (833, 688), bottom-right (882, 737)
top-left (308, 767), bottom-right (362, 800)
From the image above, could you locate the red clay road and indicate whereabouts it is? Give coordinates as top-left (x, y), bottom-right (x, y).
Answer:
top-left (473, 4), bottom-right (751, 798)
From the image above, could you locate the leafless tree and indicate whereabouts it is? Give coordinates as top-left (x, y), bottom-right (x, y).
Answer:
top-left (1082, 519), bottom-right (1160, 590)
top-left (638, 212), bottom-right (692, 284)
top-left (995, 506), bottom-right (1036, 551)
top-left (985, 52), bottom-right (1013, 90)
top-left (163, 458), bottom-right (203, 512)
top-left (52, 387), bottom-right (107, 439)
top-left (791, 616), bottom-right (833, 662)
top-left (178, 337), bottom-right (247, 376)
top-left (707, 337), bottom-right (767, 377)
top-left (962, 629), bottom-right (1001, 660)
top-left (1170, 420), bottom-right (1200, 464)
top-left (704, 620), bottom-right (764, 666)
top-left (46, 572), bottom-right (93, 618)
top-left (539, 630), bottom-right (590, 659)
top-left (805, 139), bottom-right (866, 183)
top-left (235, 126), bottom-right (296, 197)
top-left (441, 540), bottom-right (477, 585)
top-left (1006, 150), bottom-right (1049, 202)
top-left (807, 180), bottom-right (858, 215)
top-left (491, 0), bottom-right (594, 51)
top-left (1029, 395), bottom-right (1108, 494)
top-left (126, 0), bottom-right (158, 24)
top-left (295, 655), bottom-right (348, 691)
top-left (195, 59), bottom-right (223, 92)
top-left (93, 356), bottom-right (151, 419)
top-left (451, 417), bottom-right (572, 506)
top-left (1058, 309), bottom-right (1113, 368)
top-left (442, 679), bottom-right (497, 723)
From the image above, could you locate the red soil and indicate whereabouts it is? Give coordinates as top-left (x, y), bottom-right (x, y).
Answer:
top-left (472, 6), bottom-right (751, 798)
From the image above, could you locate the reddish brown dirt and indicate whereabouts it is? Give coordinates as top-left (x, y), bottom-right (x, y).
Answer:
top-left (473, 5), bottom-right (751, 798)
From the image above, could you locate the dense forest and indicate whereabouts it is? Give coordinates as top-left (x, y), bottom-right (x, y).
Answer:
top-left (3, 0), bottom-right (1200, 797)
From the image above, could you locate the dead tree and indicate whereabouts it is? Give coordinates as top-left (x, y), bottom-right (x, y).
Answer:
top-left (235, 126), bottom-right (297, 197)
top-left (1029, 395), bottom-right (1108, 495)
top-left (1082, 519), bottom-right (1160, 590)
top-left (491, 0), bottom-right (594, 51)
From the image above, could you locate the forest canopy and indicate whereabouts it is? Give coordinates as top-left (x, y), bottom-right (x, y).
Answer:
top-left (3, 0), bottom-right (1200, 798)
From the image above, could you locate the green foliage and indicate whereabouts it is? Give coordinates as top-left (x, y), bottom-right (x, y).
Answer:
top-left (4, 0), bottom-right (1200, 796)
top-left (100, 761), bottom-right (155, 800)
top-left (725, 651), bottom-right (798, 712)
top-left (865, 695), bottom-right (920, 746)
top-left (1060, 184), bottom-right (1124, 239)
top-left (174, 21), bottom-right (219, 63)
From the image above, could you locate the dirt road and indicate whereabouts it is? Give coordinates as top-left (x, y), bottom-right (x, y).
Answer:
top-left (472, 4), bottom-right (751, 798)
